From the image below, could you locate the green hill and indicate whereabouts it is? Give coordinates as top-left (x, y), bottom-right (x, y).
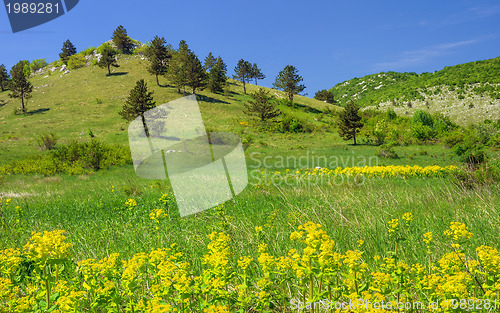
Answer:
top-left (0, 53), bottom-right (337, 164)
top-left (329, 57), bottom-right (500, 125)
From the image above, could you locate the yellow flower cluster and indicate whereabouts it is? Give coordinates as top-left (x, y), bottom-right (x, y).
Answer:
top-left (289, 164), bottom-right (460, 178)
top-left (1, 218), bottom-right (499, 312)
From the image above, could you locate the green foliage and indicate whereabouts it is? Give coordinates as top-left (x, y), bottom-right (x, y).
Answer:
top-left (203, 52), bottom-right (216, 72)
top-left (59, 39), bottom-right (77, 65)
top-left (280, 114), bottom-right (313, 133)
top-left (81, 47), bottom-right (95, 56)
top-left (30, 59), bottom-right (48, 72)
top-left (411, 124), bottom-right (435, 141)
top-left (250, 63), bottom-right (265, 85)
top-left (385, 109), bottom-right (397, 120)
top-left (330, 57), bottom-right (500, 107)
top-left (145, 36), bottom-right (172, 85)
top-left (233, 59), bottom-right (252, 94)
top-left (207, 56), bottom-right (227, 93)
top-left (376, 142), bottom-right (399, 158)
top-left (36, 133), bottom-right (58, 150)
top-left (314, 89), bottom-right (335, 103)
top-left (273, 65), bottom-right (306, 101)
top-left (0, 139), bottom-right (131, 176)
top-left (166, 40), bottom-right (190, 93)
top-left (337, 100), bottom-right (363, 145)
top-left (184, 51), bottom-right (205, 94)
top-left (0, 64), bottom-right (9, 92)
top-left (119, 79), bottom-right (156, 136)
top-left (97, 44), bottom-right (119, 75)
top-left (412, 109), bottom-right (433, 127)
top-left (243, 88), bottom-right (280, 122)
top-left (112, 25), bottom-right (134, 54)
top-left (67, 54), bottom-right (86, 70)
top-left (9, 61), bottom-right (33, 114)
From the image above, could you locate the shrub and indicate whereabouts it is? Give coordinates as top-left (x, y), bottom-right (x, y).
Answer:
top-left (279, 114), bottom-right (313, 133)
top-left (456, 142), bottom-right (487, 169)
top-left (385, 109), bottom-right (397, 120)
top-left (375, 142), bottom-right (399, 159)
top-left (30, 58), bottom-right (48, 72)
top-left (442, 130), bottom-right (465, 148)
top-left (81, 46), bottom-right (95, 56)
top-left (412, 109), bottom-right (433, 127)
top-left (67, 54), bottom-right (86, 70)
top-left (35, 133), bottom-right (58, 150)
top-left (411, 124), bottom-right (435, 141)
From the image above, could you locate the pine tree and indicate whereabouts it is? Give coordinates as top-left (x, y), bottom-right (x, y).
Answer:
top-left (0, 64), bottom-right (9, 92)
top-left (250, 63), bottom-right (265, 85)
top-left (146, 36), bottom-right (172, 86)
top-left (338, 100), bottom-right (364, 145)
top-left (97, 44), bottom-right (119, 75)
top-left (167, 40), bottom-right (190, 93)
top-left (203, 52), bottom-right (216, 72)
top-left (207, 56), bottom-right (227, 93)
top-left (112, 25), bottom-right (134, 54)
top-left (185, 51), bottom-right (206, 94)
top-left (273, 65), bottom-right (305, 102)
top-left (59, 39), bottom-right (77, 65)
top-left (243, 88), bottom-right (280, 121)
top-left (233, 59), bottom-right (252, 94)
top-left (314, 89), bottom-right (335, 104)
top-left (119, 79), bottom-right (156, 136)
top-left (9, 61), bottom-right (33, 114)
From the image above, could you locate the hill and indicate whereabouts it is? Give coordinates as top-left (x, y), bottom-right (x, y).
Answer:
top-left (329, 57), bottom-right (500, 125)
top-left (0, 52), bottom-right (338, 164)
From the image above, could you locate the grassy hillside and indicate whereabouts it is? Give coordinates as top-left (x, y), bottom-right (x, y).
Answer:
top-left (0, 54), bottom-right (338, 164)
top-left (329, 57), bottom-right (500, 125)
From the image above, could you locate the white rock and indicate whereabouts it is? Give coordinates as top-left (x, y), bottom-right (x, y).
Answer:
top-left (50, 67), bottom-right (57, 72)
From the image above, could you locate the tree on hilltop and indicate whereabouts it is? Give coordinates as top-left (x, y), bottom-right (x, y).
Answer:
top-left (338, 100), bottom-right (364, 145)
top-left (9, 61), bottom-right (33, 114)
top-left (0, 64), bottom-right (9, 92)
top-left (250, 63), bottom-right (265, 85)
top-left (273, 65), bottom-right (305, 102)
top-left (203, 52), bottom-right (216, 72)
top-left (59, 39), bottom-right (77, 65)
top-left (112, 25), bottom-right (134, 54)
top-left (146, 36), bottom-right (172, 86)
top-left (207, 56), bottom-right (227, 93)
top-left (185, 51), bottom-right (206, 94)
top-left (233, 59), bottom-right (252, 94)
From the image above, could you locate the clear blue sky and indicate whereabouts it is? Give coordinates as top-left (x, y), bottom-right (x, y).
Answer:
top-left (1, 0), bottom-right (499, 95)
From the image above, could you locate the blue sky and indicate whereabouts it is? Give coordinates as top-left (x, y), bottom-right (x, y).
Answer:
top-left (1, 0), bottom-right (499, 95)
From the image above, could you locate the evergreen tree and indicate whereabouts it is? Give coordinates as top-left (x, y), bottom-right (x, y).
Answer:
top-left (243, 88), bottom-right (280, 121)
top-left (203, 52), bottom-right (216, 72)
top-left (112, 25), bottom-right (134, 54)
top-left (119, 79), bottom-right (156, 136)
top-left (9, 61), bottom-right (33, 114)
top-left (314, 89), bottom-right (335, 104)
top-left (167, 40), bottom-right (190, 93)
top-left (0, 64), bottom-right (9, 92)
top-left (207, 56), bottom-right (227, 93)
top-left (59, 39), bottom-right (77, 65)
top-left (233, 59), bottom-right (252, 94)
top-left (97, 44), bottom-right (119, 75)
top-left (338, 100), bottom-right (364, 145)
top-left (273, 65), bottom-right (305, 102)
top-left (146, 36), bottom-right (172, 86)
top-left (250, 63), bottom-right (265, 85)
top-left (185, 51), bottom-right (206, 94)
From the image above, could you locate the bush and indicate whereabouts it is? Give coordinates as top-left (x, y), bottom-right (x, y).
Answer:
top-left (412, 109), bottom-right (433, 127)
top-left (81, 47), bottom-right (95, 56)
top-left (67, 54), bottom-right (86, 70)
top-left (411, 124), bottom-right (435, 141)
top-left (456, 143), bottom-right (487, 169)
top-left (36, 133), bottom-right (58, 150)
top-left (375, 143), bottom-right (399, 159)
top-left (385, 109), bottom-right (397, 120)
top-left (30, 58), bottom-right (48, 72)
top-left (279, 115), bottom-right (313, 133)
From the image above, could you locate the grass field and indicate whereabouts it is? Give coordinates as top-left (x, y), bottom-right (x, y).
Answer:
top-left (1, 54), bottom-right (499, 312)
